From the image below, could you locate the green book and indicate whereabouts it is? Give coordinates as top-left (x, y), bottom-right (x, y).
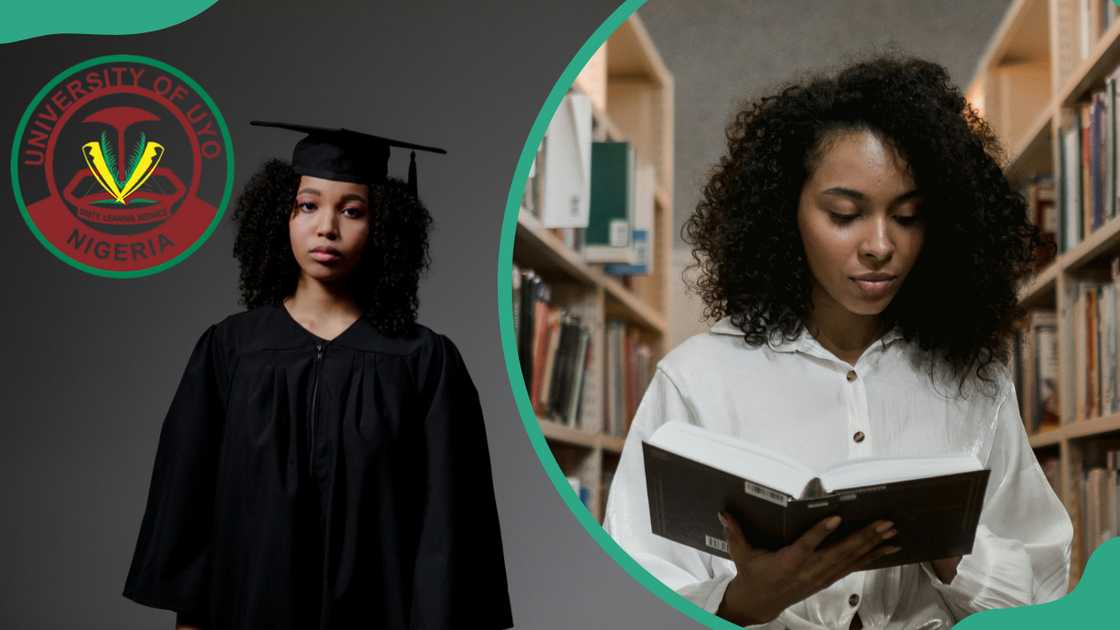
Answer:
top-left (585, 141), bottom-right (637, 264)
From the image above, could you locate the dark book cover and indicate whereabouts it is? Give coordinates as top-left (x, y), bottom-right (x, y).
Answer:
top-left (567, 326), bottom-right (591, 426)
top-left (517, 271), bottom-right (539, 387)
top-left (549, 317), bottom-right (577, 421)
top-left (587, 142), bottom-right (631, 248)
top-left (642, 442), bottom-right (990, 570)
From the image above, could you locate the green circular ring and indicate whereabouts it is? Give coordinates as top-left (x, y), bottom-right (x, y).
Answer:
top-left (495, 1), bottom-right (744, 627)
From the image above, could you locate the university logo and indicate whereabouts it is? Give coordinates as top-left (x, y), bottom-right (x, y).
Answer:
top-left (11, 54), bottom-right (233, 277)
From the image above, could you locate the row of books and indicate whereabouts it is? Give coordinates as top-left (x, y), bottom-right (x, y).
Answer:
top-left (1068, 260), bottom-right (1120, 421)
top-left (513, 264), bottom-right (655, 437)
top-left (604, 320), bottom-right (654, 437)
top-left (521, 90), bottom-right (657, 277)
top-left (1074, 0), bottom-right (1118, 63)
top-left (514, 266), bottom-right (593, 427)
top-left (1011, 310), bottom-right (1060, 434)
top-left (1058, 67), bottom-right (1120, 253)
top-left (1080, 449), bottom-right (1120, 560)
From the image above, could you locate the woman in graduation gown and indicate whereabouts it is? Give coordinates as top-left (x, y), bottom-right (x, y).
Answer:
top-left (123, 122), bottom-right (514, 630)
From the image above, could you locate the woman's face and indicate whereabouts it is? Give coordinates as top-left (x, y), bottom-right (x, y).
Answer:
top-left (796, 129), bottom-right (925, 319)
top-left (289, 175), bottom-right (371, 284)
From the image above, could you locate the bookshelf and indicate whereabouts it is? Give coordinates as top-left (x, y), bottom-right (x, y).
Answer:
top-left (969, 0), bottom-right (1120, 589)
top-left (513, 13), bottom-right (674, 522)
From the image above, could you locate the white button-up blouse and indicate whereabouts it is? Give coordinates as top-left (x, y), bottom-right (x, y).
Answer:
top-left (602, 318), bottom-right (1073, 629)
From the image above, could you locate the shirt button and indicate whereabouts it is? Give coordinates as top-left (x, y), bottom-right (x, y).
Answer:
top-left (853, 431), bottom-right (865, 443)
top-left (849, 593), bottom-right (860, 607)
top-left (846, 370), bottom-right (857, 382)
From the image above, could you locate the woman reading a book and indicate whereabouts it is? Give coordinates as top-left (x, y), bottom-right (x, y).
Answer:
top-left (122, 122), bottom-right (513, 629)
top-left (603, 55), bottom-right (1072, 629)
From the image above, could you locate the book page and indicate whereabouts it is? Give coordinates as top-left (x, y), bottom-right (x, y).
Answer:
top-left (646, 421), bottom-right (815, 497)
top-left (820, 454), bottom-right (983, 494)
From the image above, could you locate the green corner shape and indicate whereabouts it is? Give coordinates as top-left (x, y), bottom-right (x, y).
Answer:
top-left (1, 1), bottom-right (218, 44)
top-left (495, 1), bottom-right (1120, 628)
top-left (956, 538), bottom-right (1120, 629)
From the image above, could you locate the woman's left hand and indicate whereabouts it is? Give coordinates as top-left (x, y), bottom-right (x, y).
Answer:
top-left (930, 556), bottom-right (962, 584)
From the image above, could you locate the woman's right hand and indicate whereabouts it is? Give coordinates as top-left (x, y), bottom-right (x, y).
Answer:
top-left (715, 512), bottom-right (900, 626)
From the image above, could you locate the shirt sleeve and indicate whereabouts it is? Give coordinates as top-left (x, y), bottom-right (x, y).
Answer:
top-left (919, 380), bottom-right (1073, 620)
top-left (604, 367), bottom-right (757, 620)
top-left (122, 324), bottom-right (227, 620)
top-left (407, 335), bottom-right (514, 630)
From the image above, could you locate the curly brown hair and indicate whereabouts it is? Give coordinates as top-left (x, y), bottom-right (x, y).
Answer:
top-left (683, 54), bottom-right (1050, 387)
top-left (232, 159), bottom-right (432, 336)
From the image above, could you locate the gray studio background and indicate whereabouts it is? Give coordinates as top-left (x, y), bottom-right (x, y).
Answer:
top-left (0, 1), bottom-right (1008, 628)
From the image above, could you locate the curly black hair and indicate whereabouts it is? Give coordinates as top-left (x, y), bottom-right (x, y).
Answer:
top-left (231, 159), bottom-right (432, 336)
top-left (683, 54), bottom-right (1050, 389)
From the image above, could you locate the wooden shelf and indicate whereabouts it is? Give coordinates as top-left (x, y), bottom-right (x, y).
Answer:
top-left (600, 434), bottom-right (626, 454)
top-left (606, 13), bottom-right (672, 87)
top-left (516, 209), bottom-right (597, 285)
top-left (1061, 212), bottom-right (1120, 273)
top-left (588, 98), bottom-right (623, 141)
top-left (516, 210), bottom-right (667, 333)
top-left (1057, 16), bottom-right (1120, 107)
top-left (1028, 413), bottom-right (1120, 447)
top-left (1062, 412), bottom-right (1120, 441)
top-left (602, 274), bottom-right (667, 333)
top-left (541, 419), bottom-right (632, 451)
top-left (540, 419), bottom-right (599, 448)
top-left (1017, 260), bottom-right (1059, 306)
top-left (1012, 211), bottom-right (1120, 309)
top-left (974, 0), bottom-right (1043, 73)
top-left (1004, 102), bottom-right (1053, 183)
top-left (1029, 427), bottom-right (1064, 448)
top-left (538, 419), bottom-right (628, 454)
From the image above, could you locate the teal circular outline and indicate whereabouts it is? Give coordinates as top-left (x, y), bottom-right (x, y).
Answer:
top-left (494, 2), bottom-right (1113, 629)
top-left (10, 53), bottom-right (235, 279)
top-left (496, 1), bottom-right (741, 627)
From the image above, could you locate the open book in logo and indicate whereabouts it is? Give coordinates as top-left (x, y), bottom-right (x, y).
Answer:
top-left (79, 107), bottom-right (165, 205)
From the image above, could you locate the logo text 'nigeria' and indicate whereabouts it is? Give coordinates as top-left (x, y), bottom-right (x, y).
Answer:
top-left (12, 55), bottom-right (233, 277)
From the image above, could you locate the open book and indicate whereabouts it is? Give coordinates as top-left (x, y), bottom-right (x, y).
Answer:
top-left (642, 421), bottom-right (990, 570)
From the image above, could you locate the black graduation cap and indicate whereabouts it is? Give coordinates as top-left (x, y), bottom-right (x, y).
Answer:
top-left (249, 120), bottom-right (447, 197)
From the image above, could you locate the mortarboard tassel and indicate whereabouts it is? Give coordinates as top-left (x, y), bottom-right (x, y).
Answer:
top-left (408, 151), bottom-right (418, 197)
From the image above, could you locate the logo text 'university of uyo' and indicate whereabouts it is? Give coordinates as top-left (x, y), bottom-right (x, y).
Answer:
top-left (12, 55), bottom-right (233, 277)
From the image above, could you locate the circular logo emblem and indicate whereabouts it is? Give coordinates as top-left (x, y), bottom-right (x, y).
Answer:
top-left (11, 54), bottom-right (233, 277)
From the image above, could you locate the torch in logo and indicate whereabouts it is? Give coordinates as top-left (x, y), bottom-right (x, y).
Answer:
top-left (62, 105), bottom-right (185, 232)
top-left (82, 108), bottom-right (164, 205)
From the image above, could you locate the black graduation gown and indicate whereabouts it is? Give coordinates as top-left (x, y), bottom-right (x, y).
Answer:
top-left (122, 305), bottom-right (514, 630)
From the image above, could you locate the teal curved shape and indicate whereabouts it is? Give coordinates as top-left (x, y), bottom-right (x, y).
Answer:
top-left (0, 0), bottom-right (217, 44)
top-left (494, 1), bottom-right (1120, 628)
top-left (958, 539), bottom-right (1119, 629)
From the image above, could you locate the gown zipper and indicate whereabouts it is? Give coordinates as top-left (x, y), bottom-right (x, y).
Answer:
top-left (309, 342), bottom-right (324, 477)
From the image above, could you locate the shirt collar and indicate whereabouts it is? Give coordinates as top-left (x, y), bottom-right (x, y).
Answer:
top-left (709, 317), bottom-right (904, 357)
top-left (239, 304), bottom-right (431, 355)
